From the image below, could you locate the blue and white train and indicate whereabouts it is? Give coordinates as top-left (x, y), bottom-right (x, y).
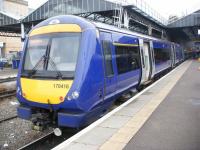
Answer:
top-left (17, 15), bottom-right (184, 128)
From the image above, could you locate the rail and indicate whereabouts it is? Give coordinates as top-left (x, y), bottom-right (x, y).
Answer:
top-left (18, 129), bottom-right (78, 150)
top-left (0, 77), bottom-right (16, 83)
top-left (0, 115), bottom-right (18, 123)
top-left (0, 90), bottom-right (16, 99)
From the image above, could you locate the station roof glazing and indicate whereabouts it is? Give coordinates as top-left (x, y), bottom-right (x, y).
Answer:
top-left (0, 0), bottom-right (167, 36)
top-left (22, 0), bottom-right (119, 23)
top-left (168, 10), bottom-right (200, 28)
top-left (0, 11), bottom-right (19, 26)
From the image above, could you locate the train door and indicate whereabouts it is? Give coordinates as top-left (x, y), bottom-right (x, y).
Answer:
top-left (139, 39), bottom-right (152, 84)
top-left (171, 44), bottom-right (175, 67)
top-left (149, 41), bottom-right (155, 78)
top-left (173, 44), bottom-right (177, 65)
top-left (181, 48), bottom-right (185, 61)
top-left (100, 32), bottom-right (117, 101)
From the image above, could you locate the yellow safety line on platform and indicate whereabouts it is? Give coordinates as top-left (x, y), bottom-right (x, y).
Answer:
top-left (99, 61), bottom-right (192, 150)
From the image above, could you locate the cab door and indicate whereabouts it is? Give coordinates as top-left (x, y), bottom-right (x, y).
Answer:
top-left (100, 32), bottom-right (117, 101)
top-left (139, 39), bottom-right (152, 84)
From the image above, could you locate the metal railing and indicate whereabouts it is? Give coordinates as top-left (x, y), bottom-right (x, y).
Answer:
top-left (110, 0), bottom-right (168, 25)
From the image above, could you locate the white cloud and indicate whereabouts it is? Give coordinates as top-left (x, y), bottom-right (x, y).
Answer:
top-left (127, 0), bottom-right (200, 19)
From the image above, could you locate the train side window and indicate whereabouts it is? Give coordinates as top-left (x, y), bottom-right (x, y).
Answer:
top-left (154, 48), bottom-right (170, 64)
top-left (115, 45), bottom-right (140, 74)
top-left (102, 41), bottom-right (114, 76)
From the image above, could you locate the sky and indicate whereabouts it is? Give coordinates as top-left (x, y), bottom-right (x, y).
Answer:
top-left (140, 0), bottom-right (200, 18)
top-left (27, 0), bottom-right (200, 19)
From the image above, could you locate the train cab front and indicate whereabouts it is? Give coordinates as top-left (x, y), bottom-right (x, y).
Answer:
top-left (16, 16), bottom-right (91, 129)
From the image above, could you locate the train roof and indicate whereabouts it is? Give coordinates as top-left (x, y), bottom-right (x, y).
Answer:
top-left (92, 21), bottom-right (170, 44)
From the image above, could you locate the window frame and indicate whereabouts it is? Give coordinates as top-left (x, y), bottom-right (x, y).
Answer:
top-left (114, 44), bottom-right (140, 75)
top-left (21, 32), bottom-right (81, 79)
top-left (153, 47), bottom-right (171, 64)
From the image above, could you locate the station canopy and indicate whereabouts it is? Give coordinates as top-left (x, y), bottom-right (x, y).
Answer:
top-left (0, 0), bottom-right (121, 35)
top-left (0, 0), bottom-right (167, 38)
top-left (21, 0), bottom-right (166, 38)
top-left (0, 11), bottom-right (21, 34)
top-left (168, 10), bottom-right (200, 41)
top-left (168, 10), bottom-right (200, 28)
top-left (22, 0), bottom-right (119, 23)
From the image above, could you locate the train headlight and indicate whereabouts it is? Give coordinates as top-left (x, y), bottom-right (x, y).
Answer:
top-left (67, 96), bottom-right (72, 101)
top-left (66, 91), bottom-right (79, 101)
top-left (72, 91), bottom-right (79, 99)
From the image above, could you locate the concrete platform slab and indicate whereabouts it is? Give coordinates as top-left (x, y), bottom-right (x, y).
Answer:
top-left (99, 116), bottom-right (131, 129)
top-left (66, 143), bottom-right (99, 150)
top-left (74, 127), bottom-right (117, 146)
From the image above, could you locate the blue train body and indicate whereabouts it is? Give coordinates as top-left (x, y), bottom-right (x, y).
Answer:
top-left (17, 15), bottom-right (184, 128)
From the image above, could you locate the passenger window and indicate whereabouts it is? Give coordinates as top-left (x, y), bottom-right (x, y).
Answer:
top-left (102, 41), bottom-right (114, 76)
top-left (154, 48), bottom-right (170, 64)
top-left (115, 45), bottom-right (140, 74)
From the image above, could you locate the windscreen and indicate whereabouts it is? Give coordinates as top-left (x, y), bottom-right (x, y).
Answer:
top-left (23, 33), bottom-right (81, 78)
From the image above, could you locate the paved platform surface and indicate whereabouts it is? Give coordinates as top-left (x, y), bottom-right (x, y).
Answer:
top-left (0, 68), bottom-right (17, 79)
top-left (125, 60), bottom-right (200, 150)
top-left (53, 60), bottom-right (197, 150)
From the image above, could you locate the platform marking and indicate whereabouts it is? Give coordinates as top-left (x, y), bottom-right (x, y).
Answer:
top-left (53, 61), bottom-right (191, 150)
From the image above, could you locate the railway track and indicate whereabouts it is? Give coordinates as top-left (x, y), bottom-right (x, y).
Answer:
top-left (0, 90), bottom-right (16, 99)
top-left (18, 132), bottom-right (54, 150)
top-left (0, 77), bottom-right (17, 99)
top-left (18, 129), bottom-right (77, 150)
top-left (0, 115), bottom-right (18, 123)
top-left (0, 77), bottom-right (16, 84)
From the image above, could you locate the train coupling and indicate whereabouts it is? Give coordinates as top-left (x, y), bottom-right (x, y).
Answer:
top-left (31, 113), bottom-right (51, 131)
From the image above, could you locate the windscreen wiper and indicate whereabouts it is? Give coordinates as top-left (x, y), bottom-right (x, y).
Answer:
top-left (47, 57), bottom-right (63, 79)
top-left (28, 55), bottom-right (46, 78)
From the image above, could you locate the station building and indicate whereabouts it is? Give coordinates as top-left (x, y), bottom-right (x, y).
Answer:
top-left (0, 0), bottom-right (28, 58)
top-left (0, 0), bottom-right (28, 17)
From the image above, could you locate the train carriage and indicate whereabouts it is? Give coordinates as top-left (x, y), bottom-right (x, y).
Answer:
top-left (17, 15), bottom-right (184, 128)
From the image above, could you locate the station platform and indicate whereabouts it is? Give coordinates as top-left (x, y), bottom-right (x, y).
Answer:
top-left (53, 60), bottom-right (200, 150)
